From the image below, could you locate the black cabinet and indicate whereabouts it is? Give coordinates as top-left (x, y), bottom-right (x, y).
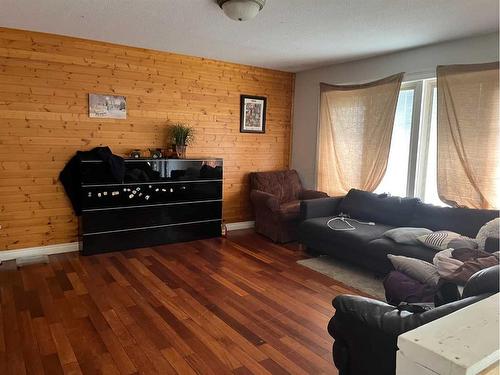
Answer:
top-left (79, 158), bottom-right (223, 255)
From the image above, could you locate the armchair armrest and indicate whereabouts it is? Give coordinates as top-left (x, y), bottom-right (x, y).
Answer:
top-left (300, 189), bottom-right (328, 200)
top-left (462, 265), bottom-right (499, 298)
top-left (250, 190), bottom-right (280, 212)
top-left (300, 197), bottom-right (342, 220)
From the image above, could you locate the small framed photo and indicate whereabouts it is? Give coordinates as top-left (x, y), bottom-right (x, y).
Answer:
top-left (89, 93), bottom-right (127, 119)
top-left (240, 95), bottom-right (267, 133)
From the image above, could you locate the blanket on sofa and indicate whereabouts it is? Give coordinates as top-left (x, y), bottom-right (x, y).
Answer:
top-left (434, 248), bottom-right (499, 284)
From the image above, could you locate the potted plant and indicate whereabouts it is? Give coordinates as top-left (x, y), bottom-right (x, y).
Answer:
top-left (168, 123), bottom-right (194, 159)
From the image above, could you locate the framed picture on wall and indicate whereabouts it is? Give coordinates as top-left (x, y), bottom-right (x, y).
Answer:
top-left (89, 93), bottom-right (127, 119)
top-left (240, 95), bottom-right (267, 133)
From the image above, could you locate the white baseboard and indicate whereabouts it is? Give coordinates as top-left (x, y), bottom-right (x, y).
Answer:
top-left (0, 242), bottom-right (79, 262)
top-left (226, 221), bottom-right (255, 231)
top-left (0, 221), bottom-right (255, 261)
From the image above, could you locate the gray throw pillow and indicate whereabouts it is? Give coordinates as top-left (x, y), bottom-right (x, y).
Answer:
top-left (383, 227), bottom-right (432, 245)
top-left (448, 236), bottom-right (478, 250)
top-left (388, 254), bottom-right (440, 286)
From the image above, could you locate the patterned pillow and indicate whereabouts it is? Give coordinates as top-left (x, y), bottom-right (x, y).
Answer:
top-left (418, 231), bottom-right (462, 251)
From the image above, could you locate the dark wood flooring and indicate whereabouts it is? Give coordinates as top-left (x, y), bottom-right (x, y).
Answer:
top-left (0, 230), bottom-right (362, 374)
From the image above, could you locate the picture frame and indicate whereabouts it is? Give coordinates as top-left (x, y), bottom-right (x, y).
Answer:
top-left (240, 95), bottom-right (267, 133)
top-left (89, 93), bottom-right (127, 119)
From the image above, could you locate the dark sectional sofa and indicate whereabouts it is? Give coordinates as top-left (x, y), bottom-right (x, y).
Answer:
top-left (299, 189), bottom-right (499, 274)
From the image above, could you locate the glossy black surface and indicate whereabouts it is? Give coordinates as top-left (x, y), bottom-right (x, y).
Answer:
top-left (81, 181), bottom-right (222, 209)
top-left (81, 220), bottom-right (222, 255)
top-left (82, 201), bottom-right (222, 233)
top-left (81, 158), bottom-right (223, 185)
top-left (79, 158), bottom-right (223, 255)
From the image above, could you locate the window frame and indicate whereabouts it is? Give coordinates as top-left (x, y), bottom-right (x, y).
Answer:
top-left (414, 78), bottom-right (437, 200)
top-left (401, 80), bottom-right (423, 197)
top-left (377, 78), bottom-right (441, 202)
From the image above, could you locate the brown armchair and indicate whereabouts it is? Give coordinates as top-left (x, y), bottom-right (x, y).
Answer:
top-left (249, 170), bottom-right (328, 243)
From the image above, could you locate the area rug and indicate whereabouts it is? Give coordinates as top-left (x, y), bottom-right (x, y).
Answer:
top-left (297, 255), bottom-right (386, 301)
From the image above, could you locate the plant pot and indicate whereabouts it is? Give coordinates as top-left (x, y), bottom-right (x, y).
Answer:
top-left (175, 144), bottom-right (187, 159)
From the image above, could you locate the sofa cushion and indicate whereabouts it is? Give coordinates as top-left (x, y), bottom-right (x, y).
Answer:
top-left (367, 238), bottom-right (436, 264)
top-left (408, 202), bottom-right (499, 238)
top-left (338, 189), bottom-right (420, 226)
top-left (300, 217), bottom-right (394, 249)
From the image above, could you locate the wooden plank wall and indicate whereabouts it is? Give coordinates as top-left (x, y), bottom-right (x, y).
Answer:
top-left (0, 27), bottom-right (294, 251)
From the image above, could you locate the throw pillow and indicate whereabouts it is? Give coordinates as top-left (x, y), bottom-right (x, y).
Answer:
top-left (418, 230), bottom-right (461, 251)
top-left (387, 254), bottom-right (440, 286)
top-left (383, 227), bottom-right (432, 245)
top-left (448, 236), bottom-right (478, 250)
top-left (433, 248), bottom-right (463, 279)
top-left (476, 218), bottom-right (500, 251)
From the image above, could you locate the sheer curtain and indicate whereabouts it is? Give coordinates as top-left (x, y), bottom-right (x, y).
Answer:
top-left (437, 62), bottom-right (499, 209)
top-left (317, 73), bottom-right (404, 196)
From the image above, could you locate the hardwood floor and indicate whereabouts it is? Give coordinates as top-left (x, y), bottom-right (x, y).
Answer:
top-left (0, 230), bottom-right (361, 374)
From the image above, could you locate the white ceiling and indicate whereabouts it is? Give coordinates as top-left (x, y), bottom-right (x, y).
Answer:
top-left (0, 0), bottom-right (498, 72)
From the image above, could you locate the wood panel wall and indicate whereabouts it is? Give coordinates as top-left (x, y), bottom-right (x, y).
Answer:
top-left (0, 27), bottom-right (294, 251)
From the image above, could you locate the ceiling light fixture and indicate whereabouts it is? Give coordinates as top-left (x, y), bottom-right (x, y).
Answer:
top-left (217, 0), bottom-right (266, 22)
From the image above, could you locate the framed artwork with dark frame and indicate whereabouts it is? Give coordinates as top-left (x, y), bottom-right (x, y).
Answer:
top-left (240, 95), bottom-right (267, 133)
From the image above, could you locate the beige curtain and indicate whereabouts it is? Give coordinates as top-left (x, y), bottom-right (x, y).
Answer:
top-left (437, 62), bottom-right (499, 209)
top-left (317, 73), bottom-right (404, 196)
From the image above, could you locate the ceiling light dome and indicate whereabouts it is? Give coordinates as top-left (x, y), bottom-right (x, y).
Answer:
top-left (218, 0), bottom-right (266, 22)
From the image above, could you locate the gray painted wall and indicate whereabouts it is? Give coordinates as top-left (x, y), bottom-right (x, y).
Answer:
top-left (291, 32), bottom-right (499, 189)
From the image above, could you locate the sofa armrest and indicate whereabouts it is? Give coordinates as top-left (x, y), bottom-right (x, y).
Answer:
top-left (331, 293), bottom-right (488, 337)
top-left (462, 265), bottom-right (499, 298)
top-left (329, 295), bottom-right (401, 374)
top-left (250, 190), bottom-right (280, 212)
top-left (300, 197), bottom-right (341, 220)
top-left (330, 295), bottom-right (396, 335)
top-left (382, 294), bottom-right (488, 335)
top-left (300, 189), bottom-right (328, 200)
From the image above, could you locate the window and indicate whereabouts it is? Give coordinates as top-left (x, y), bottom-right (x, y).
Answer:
top-left (415, 80), bottom-right (445, 206)
top-left (375, 78), bottom-right (445, 205)
top-left (375, 83), bottom-right (419, 197)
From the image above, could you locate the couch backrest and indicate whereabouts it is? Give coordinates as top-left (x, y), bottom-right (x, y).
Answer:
top-left (338, 189), bottom-right (420, 226)
top-left (408, 202), bottom-right (499, 237)
top-left (249, 170), bottom-right (302, 203)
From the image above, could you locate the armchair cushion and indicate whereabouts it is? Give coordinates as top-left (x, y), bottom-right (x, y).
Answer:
top-left (249, 170), bottom-right (302, 203)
